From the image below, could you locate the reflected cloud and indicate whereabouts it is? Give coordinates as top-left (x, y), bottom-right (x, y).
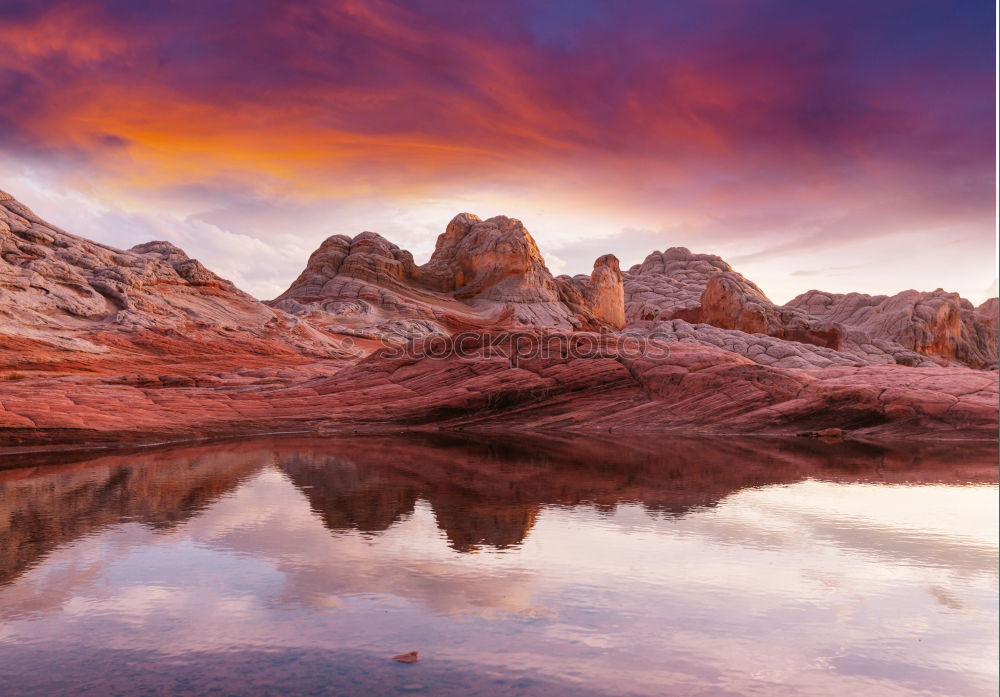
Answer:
top-left (0, 434), bottom-right (996, 696)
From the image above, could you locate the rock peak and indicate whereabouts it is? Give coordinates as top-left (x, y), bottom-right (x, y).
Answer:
top-left (584, 254), bottom-right (625, 329)
top-left (418, 212), bottom-right (553, 301)
top-left (130, 240), bottom-right (191, 260)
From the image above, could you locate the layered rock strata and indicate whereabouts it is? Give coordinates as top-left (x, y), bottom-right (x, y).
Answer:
top-left (269, 213), bottom-right (626, 340)
top-left (0, 330), bottom-right (995, 447)
top-left (0, 188), bottom-right (995, 448)
top-left (0, 190), bottom-right (351, 376)
top-left (623, 247), bottom-right (996, 369)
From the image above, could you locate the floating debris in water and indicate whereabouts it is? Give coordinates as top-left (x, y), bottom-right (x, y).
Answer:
top-left (392, 651), bottom-right (420, 664)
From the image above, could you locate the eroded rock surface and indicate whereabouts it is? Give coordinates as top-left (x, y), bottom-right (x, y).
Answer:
top-left (555, 254), bottom-right (626, 330)
top-left (623, 246), bottom-right (996, 370)
top-left (625, 248), bottom-right (767, 324)
top-left (623, 248), bottom-right (840, 350)
top-left (269, 213), bottom-right (625, 339)
top-left (0, 189), bottom-right (351, 375)
top-left (0, 188), bottom-right (995, 447)
top-left (0, 329), bottom-right (995, 448)
top-left (786, 289), bottom-right (998, 369)
top-left (269, 230), bottom-right (451, 343)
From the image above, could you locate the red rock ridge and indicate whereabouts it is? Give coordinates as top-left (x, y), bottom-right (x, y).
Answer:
top-left (0, 189), bottom-right (352, 377)
top-left (0, 188), bottom-right (995, 448)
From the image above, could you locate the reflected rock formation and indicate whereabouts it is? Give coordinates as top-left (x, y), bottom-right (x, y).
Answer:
top-left (274, 434), bottom-right (998, 551)
top-left (0, 448), bottom-right (267, 586)
top-left (280, 452), bottom-right (419, 534)
top-left (281, 452), bottom-right (537, 552)
top-left (1, 434), bottom-right (996, 578)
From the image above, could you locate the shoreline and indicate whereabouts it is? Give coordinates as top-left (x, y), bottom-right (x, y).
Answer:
top-left (2, 422), bottom-right (996, 466)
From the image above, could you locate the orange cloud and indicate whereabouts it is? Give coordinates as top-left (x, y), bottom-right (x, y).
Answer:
top-left (0, 0), bottom-right (992, 303)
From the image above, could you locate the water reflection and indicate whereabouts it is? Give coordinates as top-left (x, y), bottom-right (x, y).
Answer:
top-left (0, 434), bottom-right (996, 697)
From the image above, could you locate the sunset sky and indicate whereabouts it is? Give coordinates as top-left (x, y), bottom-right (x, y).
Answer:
top-left (0, 0), bottom-right (995, 303)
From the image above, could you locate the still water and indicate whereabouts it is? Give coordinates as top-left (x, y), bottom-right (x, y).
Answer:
top-left (0, 434), bottom-right (996, 697)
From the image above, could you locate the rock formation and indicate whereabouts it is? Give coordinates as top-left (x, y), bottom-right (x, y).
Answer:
top-left (0, 187), bottom-right (995, 448)
top-left (622, 246), bottom-right (996, 370)
top-left (975, 297), bottom-right (998, 332)
top-left (269, 230), bottom-right (448, 343)
top-left (624, 247), bottom-right (766, 324)
top-left (622, 247), bottom-right (843, 350)
top-left (269, 213), bottom-right (625, 339)
top-left (0, 189), bottom-right (351, 375)
top-left (785, 289), bottom-right (998, 369)
top-left (0, 327), bottom-right (995, 446)
top-left (555, 254), bottom-right (626, 330)
top-left (417, 214), bottom-right (556, 302)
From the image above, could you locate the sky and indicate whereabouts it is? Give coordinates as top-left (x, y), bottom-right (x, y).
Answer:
top-left (0, 0), bottom-right (995, 303)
